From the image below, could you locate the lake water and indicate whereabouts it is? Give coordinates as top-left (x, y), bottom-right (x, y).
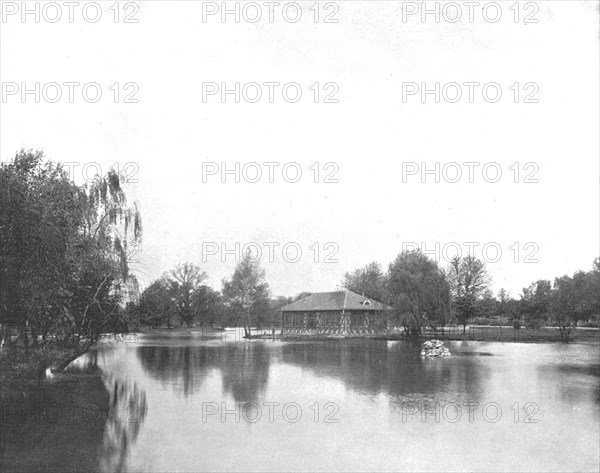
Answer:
top-left (75, 332), bottom-right (599, 472)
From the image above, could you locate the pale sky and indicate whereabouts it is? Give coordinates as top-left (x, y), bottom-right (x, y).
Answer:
top-left (1, 1), bottom-right (599, 298)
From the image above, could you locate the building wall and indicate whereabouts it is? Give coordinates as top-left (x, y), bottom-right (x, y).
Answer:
top-left (282, 310), bottom-right (388, 336)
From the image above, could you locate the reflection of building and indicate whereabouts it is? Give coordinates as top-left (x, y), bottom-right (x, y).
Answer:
top-left (280, 290), bottom-right (393, 337)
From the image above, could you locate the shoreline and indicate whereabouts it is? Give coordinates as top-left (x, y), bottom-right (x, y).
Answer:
top-left (2, 325), bottom-right (597, 387)
top-left (136, 326), bottom-right (600, 344)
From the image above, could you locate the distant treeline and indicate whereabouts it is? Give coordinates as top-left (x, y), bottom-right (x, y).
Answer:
top-left (132, 256), bottom-right (287, 339)
top-left (339, 255), bottom-right (599, 342)
top-left (1, 150), bottom-right (598, 369)
top-left (133, 249), bottom-right (599, 344)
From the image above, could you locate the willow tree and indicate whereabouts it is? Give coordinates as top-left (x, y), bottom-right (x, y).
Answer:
top-left (386, 249), bottom-right (451, 336)
top-left (52, 161), bottom-right (142, 370)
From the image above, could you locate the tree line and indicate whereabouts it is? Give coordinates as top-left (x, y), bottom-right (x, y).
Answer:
top-left (340, 252), bottom-right (600, 342)
top-left (2, 150), bottom-right (598, 372)
top-left (133, 252), bottom-right (290, 337)
top-left (136, 248), bottom-right (599, 344)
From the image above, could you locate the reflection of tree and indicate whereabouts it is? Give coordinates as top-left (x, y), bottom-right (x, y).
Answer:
top-left (136, 340), bottom-right (482, 406)
top-left (99, 377), bottom-right (147, 473)
top-left (136, 345), bottom-right (214, 396)
top-left (281, 341), bottom-right (484, 403)
top-left (136, 343), bottom-right (271, 402)
top-left (72, 350), bottom-right (148, 473)
top-left (537, 361), bottom-right (600, 406)
top-left (219, 343), bottom-right (270, 403)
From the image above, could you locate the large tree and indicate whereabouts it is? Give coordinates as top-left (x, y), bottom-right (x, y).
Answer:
top-left (138, 277), bottom-right (176, 328)
top-left (340, 261), bottom-right (386, 301)
top-left (386, 249), bottom-right (451, 336)
top-left (0, 149), bottom-right (142, 370)
top-left (169, 263), bottom-right (208, 327)
top-left (475, 289), bottom-right (497, 321)
top-left (138, 266), bottom-right (221, 329)
top-left (577, 258), bottom-right (600, 323)
top-left (550, 266), bottom-right (599, 342)
top-left (194, 285), bottom-right (224, 328)
top-left (446, 255), bottom-right (491, 333)
top-left (221, 251), bottom-right (270, 337)
top-left (519, 280), bottom-right (552, 329)
top-left (494, 289), bottom-right (521, 328)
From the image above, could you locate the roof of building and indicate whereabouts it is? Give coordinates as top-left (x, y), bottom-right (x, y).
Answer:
top-left (280, 290), bottom-right (393, 312)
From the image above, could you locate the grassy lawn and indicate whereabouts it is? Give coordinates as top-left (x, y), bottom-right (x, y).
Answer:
top-left (414, 326), bottom-right (600, 343)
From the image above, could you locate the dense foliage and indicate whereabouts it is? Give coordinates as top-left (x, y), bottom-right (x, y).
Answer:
top-left (136, 252), bottom-right (283, 334)
top-left (0, 150), bottom-right (142, 368)
top-left (340, 251), bottom-right (599, 342)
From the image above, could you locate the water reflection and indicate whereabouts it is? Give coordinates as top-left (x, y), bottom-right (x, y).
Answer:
top-left (536, 360), bottom-right (600, 405)
top-left (137, 343), bottom-right (270, 402)
top-left (15, 339), bottom-right (597, 472)
top-left (280, 341), bottom-right (486, 405)
top-left (135, 340), bottom-right (488, 405)
top-left (100, 377), bottom-right (148, 473)
top-left (75, 349), bottom-right (149, 473)
top-left (85, 338), bottom-right (599, 472)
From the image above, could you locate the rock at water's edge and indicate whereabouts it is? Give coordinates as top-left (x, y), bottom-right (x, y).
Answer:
top-left (421, 339), bottom-right (451, 357)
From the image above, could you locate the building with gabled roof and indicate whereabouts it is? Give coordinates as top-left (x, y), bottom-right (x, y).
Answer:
top-left (280, 290), bottom-right (393, 337)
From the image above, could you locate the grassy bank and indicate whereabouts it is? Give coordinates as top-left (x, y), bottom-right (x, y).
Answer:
top-left (387, 326), bottom-right (600, 343)
top-left (0, 347), bottom-right (73, 386)
top-left (105, 325), bottom-right (600, 344)
top-left (269, 327), bottom-right (600, 343)
top-left (0, 348), bottom-right (110, 472)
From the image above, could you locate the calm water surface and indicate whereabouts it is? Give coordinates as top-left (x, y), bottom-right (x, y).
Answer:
top-left (77, 332), bottom-right (599, 472)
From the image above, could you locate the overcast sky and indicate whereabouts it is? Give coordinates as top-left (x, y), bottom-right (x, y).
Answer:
top-left (1, 1), bottom-right (599, 298)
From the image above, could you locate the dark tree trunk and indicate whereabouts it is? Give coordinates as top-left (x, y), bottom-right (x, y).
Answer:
top-left (21, 323), bottom-right (29, 347)
top-left (31, 326), bottom-right (38, 347)
top-left (559, 325), bottom-right (572, 343)
top-left (52, 341), bottom-right (92, 373)
top-left (244, 307), bottom-right (251, 338)
top-left (52, 351), bottom-right (81, 373)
